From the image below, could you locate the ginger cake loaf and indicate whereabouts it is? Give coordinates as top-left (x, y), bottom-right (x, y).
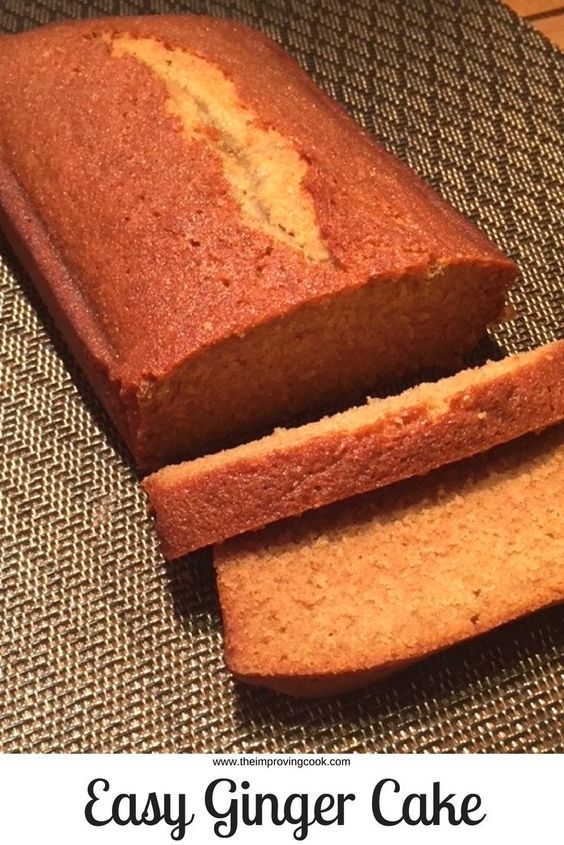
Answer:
top-left (0, 16), bottom-right (516, 468)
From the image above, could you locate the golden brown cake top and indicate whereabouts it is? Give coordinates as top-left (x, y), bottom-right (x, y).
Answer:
top-left (0, 16), bottom-right (513, 385)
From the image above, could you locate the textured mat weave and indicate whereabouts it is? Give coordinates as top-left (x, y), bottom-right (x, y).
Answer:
top-left (0, 0), bottom-right (562, 753)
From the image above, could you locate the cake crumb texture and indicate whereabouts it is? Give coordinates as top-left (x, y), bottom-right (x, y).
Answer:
top-left (215, 424), bottom-right (564, 696)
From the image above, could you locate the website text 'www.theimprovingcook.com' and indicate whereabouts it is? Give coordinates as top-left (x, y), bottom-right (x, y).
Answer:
top-left (212, 756), bottom-right (351, 768)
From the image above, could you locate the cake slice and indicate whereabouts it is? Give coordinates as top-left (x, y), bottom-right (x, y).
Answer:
top-left (144, 340), bottom-right (564, 558)
top-left (214, 423), bottom-right (564, 696)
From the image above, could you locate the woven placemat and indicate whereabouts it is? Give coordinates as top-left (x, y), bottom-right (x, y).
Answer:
top-left (0, 0), bottom-right (562, 753)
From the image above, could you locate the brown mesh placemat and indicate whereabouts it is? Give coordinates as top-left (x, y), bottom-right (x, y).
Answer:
top-left (0, 0), bottom-right (563, 753)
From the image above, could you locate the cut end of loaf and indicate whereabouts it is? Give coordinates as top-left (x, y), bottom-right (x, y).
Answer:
top-left (133, 258), bottom-right (515, 468)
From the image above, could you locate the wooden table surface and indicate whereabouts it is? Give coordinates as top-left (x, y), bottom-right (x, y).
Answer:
top-left (505, 1), bottom-right (564, 47)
